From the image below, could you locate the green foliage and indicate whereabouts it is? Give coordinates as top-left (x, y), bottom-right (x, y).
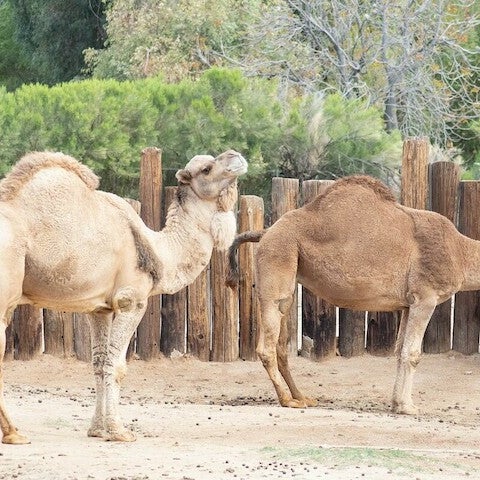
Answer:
top-left (0, 68), bottom-right (400, 198)
top-left (0, 2), bottom-right (34, 90)
top-left (4, 0), bottom-right (106, 86)
top-left (86, 0), bottom-right (261, 81)
top-left (279, 93), bottom-right (402, 183)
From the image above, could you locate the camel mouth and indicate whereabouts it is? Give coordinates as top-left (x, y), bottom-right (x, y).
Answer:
top-left (227, 155), bottom-right (248, 176)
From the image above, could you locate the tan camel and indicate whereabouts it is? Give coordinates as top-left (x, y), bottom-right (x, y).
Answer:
top-left (0, 149), bottom-right (247, 444)
top-left (227, 175), bottom-right (478, 414)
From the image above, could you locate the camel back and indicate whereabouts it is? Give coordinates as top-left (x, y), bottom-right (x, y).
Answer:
top-left (309, 175), bottom-right (397, 209)
top-left (0, 151), bottom-right (100, 201)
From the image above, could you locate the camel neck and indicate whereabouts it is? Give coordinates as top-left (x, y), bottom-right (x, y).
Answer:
top-left (148, 196), bottom-right (216, 295)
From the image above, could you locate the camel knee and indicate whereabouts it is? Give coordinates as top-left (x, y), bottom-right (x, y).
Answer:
top-left (114, 362), bottom-right (127, 385)
top-left (276, 296), bottom-right (293, 315)
top-left (399, 349), bottom-right (421, 369)
top-left (112, 287), bottom-right (140, 313)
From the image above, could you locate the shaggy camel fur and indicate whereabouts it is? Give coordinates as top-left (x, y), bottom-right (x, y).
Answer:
top-left (0, 149), bottom-right (247, 444)
top-left (227, 175), bottom-right (478, 414)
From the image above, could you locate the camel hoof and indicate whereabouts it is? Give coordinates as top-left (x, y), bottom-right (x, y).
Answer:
top-left (2, 431), bottom-right (30, 445)
top-left (392, 403), bottom-right (419, 415)
top-left (280, 397), bottom-right (317, 408)
top-left (87, 427), bottom-right (105, 438)
top-left (105, 429), bottom-right (136, 442)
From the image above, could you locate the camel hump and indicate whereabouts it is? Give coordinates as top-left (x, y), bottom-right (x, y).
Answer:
top-left (0, 151), bottom-right (100, 201)
top-left (322, 175), bottom-right (397, 203)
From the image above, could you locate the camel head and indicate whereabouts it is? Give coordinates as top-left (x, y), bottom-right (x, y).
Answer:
top-left (175, 150), bottom-right (248, 250)
top-left (175, 150), bottom-right (247, 208)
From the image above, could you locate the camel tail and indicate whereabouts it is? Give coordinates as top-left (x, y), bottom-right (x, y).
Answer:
top-left (226, 230), bottom-right (266, 289)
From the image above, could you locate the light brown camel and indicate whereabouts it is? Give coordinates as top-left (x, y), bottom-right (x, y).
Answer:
top-left (0, 149), bottom-right (247, 444)
top-left (227, 174), bottom-right (477, 414)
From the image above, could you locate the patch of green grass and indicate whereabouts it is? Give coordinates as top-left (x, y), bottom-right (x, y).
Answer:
top-left (261, 445), bottom-right (475, 477)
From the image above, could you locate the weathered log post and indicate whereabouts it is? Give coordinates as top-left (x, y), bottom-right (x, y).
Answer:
top-left (367, 137), bottom-right (429, 355)
top-left (301, 180), bottom-right (336, 360)
top-left (271, 177), bottom-right (299, 354)
top-left (73, 313), bottom-right (91, 362)
top-left (453, 181), bottom-right (480, 354)
top-left (186, 267), bottom-right (210, 361)
top-left (424, 161), bottom-right (460, 353)
top-left (11, 305), bottom-right (43, 360)
top-left (211, 251), bottom-right (239, 361)
top-left (160, 187), bottom-right (186, 357)
top-left (136, 148), bottom-right (162, 360)
top-left (238, 195), bottom-right (264, 361)
top-left (43, 310), bottom-right (75, 357)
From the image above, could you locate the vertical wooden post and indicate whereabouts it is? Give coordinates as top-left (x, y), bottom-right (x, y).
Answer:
top-left (211, 250), bottom-right (239, 362)
top-left (367, 137), bottom-right (429, 355)
top-left (366, 311), bottom-right (399, 355)
top-left (161, 187), bottom-right (186, 356)
top-left (4, 321), bottom-right (14, 360)
top-left (12, 305), bottom-right (43, 360)
top-left (187, 268), bottom-right (210, 361)
top-left (400, 137), bottom-right (429, 209)
top-left (238, 195), bottom-right (264, 360)
top-left (424, 161), bottom-right (460, 353)
top-left (74, 313), bottom-right (91, 362)
top-left (271, 177), bottom-right (299, 354)
top-left (124, 198), bottom-right (142, 360)
top-left (301, 180), bottom-right (336, 360)
top-left (137, 147), bottom-right (162, 360)
top-left (338, 309), bottom-right (365, 357)
top-left (453, 181), bottom-right (480, 354)
top-left (44, 310), bottom-right (75, 357)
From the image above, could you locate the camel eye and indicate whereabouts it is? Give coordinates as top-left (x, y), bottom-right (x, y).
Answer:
top-left (202, 166), bottom-right (212, 175)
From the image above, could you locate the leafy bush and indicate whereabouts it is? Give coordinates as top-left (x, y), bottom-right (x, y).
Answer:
top-left (0, 68), bottom-right (401, 198)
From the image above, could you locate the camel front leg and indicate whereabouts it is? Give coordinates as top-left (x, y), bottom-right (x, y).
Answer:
top-left (392, 296), bottom-right (436, 414)
top-left (102, 299), bottom-right (147, 442)
top-left (0, 317), bottom-right (29, 445)
top-left (87, 312), bottom-right (112, 438)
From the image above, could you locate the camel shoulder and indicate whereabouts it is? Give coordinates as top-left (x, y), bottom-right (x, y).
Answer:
top-left (0, 151), bottom-right (100, 201)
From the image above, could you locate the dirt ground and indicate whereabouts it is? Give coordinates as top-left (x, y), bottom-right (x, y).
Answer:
top-left (1, 352), bottom-right (479, 480)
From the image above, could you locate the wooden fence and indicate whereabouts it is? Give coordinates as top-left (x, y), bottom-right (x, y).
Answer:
top-left (5, 139), bottom-right (480, 362)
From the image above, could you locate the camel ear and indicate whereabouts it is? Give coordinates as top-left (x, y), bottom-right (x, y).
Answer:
top-left (175, 169), bottom-right (192, 185)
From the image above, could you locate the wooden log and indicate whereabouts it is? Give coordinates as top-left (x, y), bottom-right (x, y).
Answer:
top-left (453, 181), bottom-right (480, 354)
top-left (12, 305), bottom-right (43, 360)
top-left (161, 187), bottom-right (186, 357)
top-left (400, 137), bottom-right (429, 209)
top-left (366, 311), bottom-right (399, 355)
top-left (187, 267), bottom-right (210, 361)
top-left (136, 147), bottom-right (162, 360)
top-left (238, 195), bottom-right (264, 361)
top-left (124, 198), bottom-right (142, 360)
top-left (73, 313), bottom-right (92, 362)
top-left (338, 309), bottom-right (365, 357)
top-left (424, 161), bottom-right (460, 353)
top-left (44, 310), bottom-right (75, 357)
top-left (366, 137), bottom-right (429, 356)
top-left (211, 249), bottom-right (239, 362)
top-left (271, 177), bottom-right (299, 354)
top-left (4, 321), bottom-right (14, 361)
top-left (301, 180), bottom-right (336, 360)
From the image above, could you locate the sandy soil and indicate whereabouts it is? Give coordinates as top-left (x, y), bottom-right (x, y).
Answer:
top-left (1, 352), bottom-right (480, 480)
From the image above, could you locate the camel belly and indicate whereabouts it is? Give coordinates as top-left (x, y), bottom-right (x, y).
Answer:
top-left (298, 270), bottom-right (409, 312)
